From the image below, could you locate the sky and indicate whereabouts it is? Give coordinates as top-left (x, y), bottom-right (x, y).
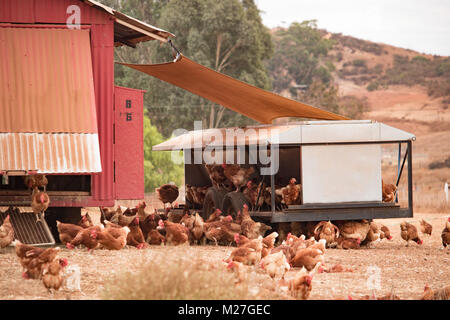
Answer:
top-left (256, 0), bottom-right (450, 56)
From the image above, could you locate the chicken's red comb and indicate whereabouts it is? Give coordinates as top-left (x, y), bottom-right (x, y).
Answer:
top-left (243, 204), bottom-right (248, 209)
top-left (60, 258), bottom-right (68, 267)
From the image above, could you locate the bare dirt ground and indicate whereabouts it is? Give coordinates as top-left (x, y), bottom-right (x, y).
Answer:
top-left (0, 211), bottom-right (448, 300)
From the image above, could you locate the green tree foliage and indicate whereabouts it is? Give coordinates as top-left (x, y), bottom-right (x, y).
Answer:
top-left (268, 20), bottom-right (334, 92)
top-left (143, 114), bottom-right (183, 192)
top-left (107, 0), bottom-right (273, 136)
top-left (268, 20), bottom-right (367, 118)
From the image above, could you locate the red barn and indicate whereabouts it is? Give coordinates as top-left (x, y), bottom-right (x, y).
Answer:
top-left (0, 0), bottom-right (173, 243)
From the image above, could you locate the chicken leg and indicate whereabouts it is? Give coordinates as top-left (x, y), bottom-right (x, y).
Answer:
top-left (36, 211), bottom-right (45, 224)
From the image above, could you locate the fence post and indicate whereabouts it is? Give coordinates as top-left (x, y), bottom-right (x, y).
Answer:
top-left (445, 182), bottom-right (448, 204)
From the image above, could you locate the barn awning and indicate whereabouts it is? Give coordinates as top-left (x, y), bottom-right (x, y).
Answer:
top-left (119, 55), bottom-right (349, 124)
top-left (81, 0), bottom-right (175, 47)
top-left (0, 27), bottom-right (101, 174)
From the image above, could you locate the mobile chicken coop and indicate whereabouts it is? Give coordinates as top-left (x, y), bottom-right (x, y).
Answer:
top-left (0, 0), bottom-right (174, 244)
top-left (152, 120), bottom-right (415, 224)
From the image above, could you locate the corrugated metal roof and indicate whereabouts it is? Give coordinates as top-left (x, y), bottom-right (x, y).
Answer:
top-left (152, 121), bottom-right (416, 151)
top-left (0, 133), bottom-right (102, 173)
top-left (0, 27), bottom-right (98, 133)
top-left (152, 124), bottom-right (296, 151)
top-left (81, 0), bottom-right (175, 46)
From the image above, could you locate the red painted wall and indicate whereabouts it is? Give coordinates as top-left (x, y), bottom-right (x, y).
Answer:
top-left (114, 86), bottom-right (145, 200)
top-left (0, 0), bottom-right (145, 207)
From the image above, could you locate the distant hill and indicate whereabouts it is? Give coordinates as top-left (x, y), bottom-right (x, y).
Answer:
top-left (270, 28), bottom-right (450, 200)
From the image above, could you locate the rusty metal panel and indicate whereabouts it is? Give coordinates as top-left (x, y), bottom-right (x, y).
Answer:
top-left (0, 27), bottom-right (98, 133)
top-left (90, 23), bottom-right (115, 201)
top-left (114, 86), bottom-right (145, 200)
top-left (0, 133), bottom-right (102, 173)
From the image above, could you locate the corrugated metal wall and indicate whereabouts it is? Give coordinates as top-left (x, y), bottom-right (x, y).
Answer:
top-left (0, 133), bottom-right (102, 173)
top-left (114, 86), bottom-right (145, 200)
top-left (90, 23), bottom-right (115, 203)
top-left (0, 27), bottom-right (98, 133)
top-left (0, 0), bottom-right (116, 206)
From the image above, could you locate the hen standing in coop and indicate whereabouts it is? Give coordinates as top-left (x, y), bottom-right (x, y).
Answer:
top-left (280, 178), bottom-right (302, 206)
top-left (24, 174), bottom-right (48, 192)
top-left (156, 183), bottom-right (179, 209)
top-left (192, 186), bottom-right (209, 206)
top-left (204, 164), bottom-right (229, 188)
top-left (222, 164), bottom-right (255, 192)
top-left (400, 221), bottom-right (423, 246)
top-left (243, 180), bottom-right (259, 208)
top-left (382, 180), bottom-right (397, 202)
top-left (31, 187), bottom-right (50, 223)
top-left (0, 215), bottom-right (14, 251)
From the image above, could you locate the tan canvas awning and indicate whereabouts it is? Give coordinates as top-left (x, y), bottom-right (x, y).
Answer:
top-left (119, 55), bottom-right (349, 124)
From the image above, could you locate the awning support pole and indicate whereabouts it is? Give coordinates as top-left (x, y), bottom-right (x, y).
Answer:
top-left (396, 143), bottom-right (401, 202)
top-left (396, 147), bottom-right (408, 188)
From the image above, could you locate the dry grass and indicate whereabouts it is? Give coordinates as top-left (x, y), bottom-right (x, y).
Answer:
top-left (100, 248), bottom-right (252, 300)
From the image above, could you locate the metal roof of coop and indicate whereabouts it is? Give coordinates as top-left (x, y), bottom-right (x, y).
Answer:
top-left (152, 120), bottom-right (416, 151)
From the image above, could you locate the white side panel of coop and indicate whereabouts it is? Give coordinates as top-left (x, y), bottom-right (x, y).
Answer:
top-left (302, 144), bottom-right (382, 204)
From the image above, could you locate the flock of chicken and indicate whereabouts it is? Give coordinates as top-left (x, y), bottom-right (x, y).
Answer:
top-left (0, 199), bottom-right (449, 298)
top-left (189, 164), bottom-right (399, 211)
top-left (0, 171), bottom-right (449, 298)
